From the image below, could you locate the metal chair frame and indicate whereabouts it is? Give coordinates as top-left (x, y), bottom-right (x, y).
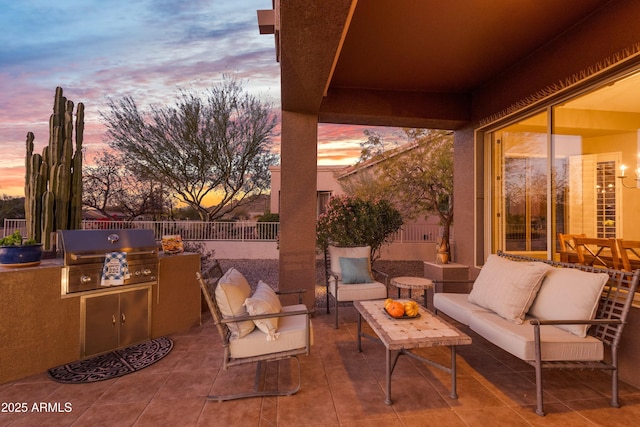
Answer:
top-left (197, 271), bottom-right (310, 401)
top-left (497, 251), bottom-right (640, 416)
top-left (323, 245), bottom-right (388, 329)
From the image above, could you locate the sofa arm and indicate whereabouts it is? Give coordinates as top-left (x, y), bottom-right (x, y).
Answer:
top-left (529, 317), bottom-right (623, 365)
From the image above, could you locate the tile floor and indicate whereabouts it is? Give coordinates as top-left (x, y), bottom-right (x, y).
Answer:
top-left (1, 304), bottom-right (640, 426)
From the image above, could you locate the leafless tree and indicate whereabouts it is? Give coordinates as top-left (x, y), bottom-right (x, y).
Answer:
top-left (100, 76), bottom-right (278, 221)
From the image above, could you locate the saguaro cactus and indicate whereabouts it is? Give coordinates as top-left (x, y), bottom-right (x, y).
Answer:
top-left (24, 87), bottom-right (84, 250)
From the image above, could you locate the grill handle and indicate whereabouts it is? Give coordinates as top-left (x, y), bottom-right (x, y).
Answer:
top-left (70, 250), bottom-right (157, 261)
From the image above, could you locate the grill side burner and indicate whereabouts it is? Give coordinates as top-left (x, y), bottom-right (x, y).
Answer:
top-left (58, 229), bottom-right (159, 294)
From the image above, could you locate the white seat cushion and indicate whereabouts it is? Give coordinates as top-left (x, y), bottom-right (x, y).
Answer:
top-left (329, 278), bottom-right (387, 301)
top-left (228, 305), bottom-right (312, 359)
top-left (469, 311), bottom-right (603, 362)
top-left (434, 293), bottom-right (490, 325)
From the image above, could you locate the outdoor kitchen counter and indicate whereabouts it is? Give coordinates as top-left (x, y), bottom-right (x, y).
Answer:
top-left (0, 252), bottom-right (201, 385)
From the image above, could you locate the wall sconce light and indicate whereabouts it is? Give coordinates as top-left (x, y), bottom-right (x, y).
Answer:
top-left (617, 164), bottom-right (640, 188)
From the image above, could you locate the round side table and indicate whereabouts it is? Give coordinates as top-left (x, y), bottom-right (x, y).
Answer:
top-left (390, 276), bottom-right (434, 308)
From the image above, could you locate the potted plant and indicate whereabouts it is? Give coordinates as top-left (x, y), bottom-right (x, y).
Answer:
top-left (0, 230), bottom-right (43, 267)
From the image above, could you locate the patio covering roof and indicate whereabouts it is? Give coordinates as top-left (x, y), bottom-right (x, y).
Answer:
top-left (265, 0), bottom-right (612, 129)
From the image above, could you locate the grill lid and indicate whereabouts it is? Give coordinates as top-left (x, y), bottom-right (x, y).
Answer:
top-left (58, 229), bottom-right (158, 265)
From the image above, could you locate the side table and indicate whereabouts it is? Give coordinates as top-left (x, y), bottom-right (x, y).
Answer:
top-left (390, 276), bottom-right (433, 308)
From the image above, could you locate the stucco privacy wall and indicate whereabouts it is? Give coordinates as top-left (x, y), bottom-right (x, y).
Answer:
top-left (203, 241), bottom-right (437, 261)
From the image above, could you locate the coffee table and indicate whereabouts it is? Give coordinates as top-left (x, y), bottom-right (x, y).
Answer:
top-left (390, 276), bottom-right (433, 307)
top-left (354, 299), bottom-right (472, 405)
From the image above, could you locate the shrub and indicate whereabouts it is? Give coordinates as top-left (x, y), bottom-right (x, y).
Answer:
top-left (316, 195), bottom-right (403, 261)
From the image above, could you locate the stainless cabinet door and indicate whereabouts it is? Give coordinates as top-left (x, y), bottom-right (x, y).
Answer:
top-left (84, 293), bottom-right (119, 357)
top-left (118, 287), bottom-right (150, 348)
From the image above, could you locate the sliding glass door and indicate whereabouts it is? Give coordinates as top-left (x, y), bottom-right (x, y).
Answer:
top-left (487, 69), bottom-right (640, 258)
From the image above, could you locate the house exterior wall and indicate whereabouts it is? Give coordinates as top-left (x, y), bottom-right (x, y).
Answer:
top-left (275, 0), bottom-right (640, 385)
top-left (269, 165), bottom-right (347, 214)
top-left (453, 0), bottom-right (640, 386)
top-left (454, 0), bottom-right (640, 273)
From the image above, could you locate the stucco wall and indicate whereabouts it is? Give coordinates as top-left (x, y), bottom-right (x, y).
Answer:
top-left (202, 241), bottom-right (436, 262)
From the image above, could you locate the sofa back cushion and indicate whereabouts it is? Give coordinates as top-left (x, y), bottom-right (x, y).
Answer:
top-left (468, 254), bottom-right (550, 324)
top-left (528, 267), bottom-right (608, 337)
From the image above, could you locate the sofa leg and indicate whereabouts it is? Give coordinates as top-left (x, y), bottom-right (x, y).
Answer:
top-left (533, 323), bottom-right (545, 416)
top-left (610, 368), bottom-right (620, 408)
top-left (535, 366), bottom-right (545, 416)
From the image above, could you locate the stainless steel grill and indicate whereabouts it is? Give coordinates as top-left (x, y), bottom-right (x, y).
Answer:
top-left (58, 229), bottom-right (159, 294)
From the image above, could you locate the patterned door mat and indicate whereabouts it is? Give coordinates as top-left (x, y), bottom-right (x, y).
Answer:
top-left (48, 337), bottom-right (173, 384)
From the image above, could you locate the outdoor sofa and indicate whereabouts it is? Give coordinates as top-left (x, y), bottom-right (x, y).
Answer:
top-left (434, 251), bottom-right (640, 416)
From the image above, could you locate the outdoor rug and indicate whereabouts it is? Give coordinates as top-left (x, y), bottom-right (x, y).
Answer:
top-left (48, 336), bottom-right (173, 384)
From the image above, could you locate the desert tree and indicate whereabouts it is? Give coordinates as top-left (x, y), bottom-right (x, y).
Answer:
top-left (83, 151), bottom-right (170, 220)
top-left (383, 129), bottom-right (454, 258)
top-left (100, 76), bottom-right (278, 221)
top-left (82, 151), bottom-right (124, 217)
top-left (0, 194), bottom-right (25, 224)
top-left (340, 128), bottom-right (454, 259)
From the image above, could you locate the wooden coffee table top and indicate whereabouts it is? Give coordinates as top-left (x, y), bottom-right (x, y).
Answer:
top-left (354, 300), bottom-right (471, 351)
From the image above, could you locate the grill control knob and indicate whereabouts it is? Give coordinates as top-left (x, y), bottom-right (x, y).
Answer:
top-left (81, 275), bottom-right (92, 284)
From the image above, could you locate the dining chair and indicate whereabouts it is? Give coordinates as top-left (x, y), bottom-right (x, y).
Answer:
top-left (558, 233), bottom-right (586, 252)
top-left (617, 239), bottom-right (640, 271)
top-left (574, 237), bottom-right (621, 270)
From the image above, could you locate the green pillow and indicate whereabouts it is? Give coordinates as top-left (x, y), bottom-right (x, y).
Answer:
top-left (339, 257), bottom-right (373, 284)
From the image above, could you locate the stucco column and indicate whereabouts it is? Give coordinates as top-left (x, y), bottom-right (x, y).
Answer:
top-left (278, 110), bottom-right (318, 310)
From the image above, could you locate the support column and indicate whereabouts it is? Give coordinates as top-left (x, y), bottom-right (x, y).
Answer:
top-left (279, 111), bottom-right (318, 310)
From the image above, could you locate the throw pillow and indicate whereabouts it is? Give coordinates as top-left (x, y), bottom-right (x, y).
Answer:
top-left (528, 267), bottom-right (608, 337)
top-left (339, 257), bottom-right (373, 284)
top-left (214, 267), bottom-right (255, 339)
top-left (468, 254), bottom-right (551, 324)
top-left (244, 280), bottom-right (282, 341)
top-left (328, 246), bottom-right (371, 279)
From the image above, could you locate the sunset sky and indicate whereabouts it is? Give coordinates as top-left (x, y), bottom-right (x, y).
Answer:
top-left (0, 0), bottom-right (400, 198)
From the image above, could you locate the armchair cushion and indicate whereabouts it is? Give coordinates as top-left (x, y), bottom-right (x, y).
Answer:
top-left (468, 254), bottom-right (550, 324)
top-left (328, 245), bottom-right (371, 280)
top-left (339, 257), bottom-right (373, 284)
top-left (229, 304), bottom-right (310, 358)
top-left (215, 267), bottom-right (255, 338)
top-left (244, 281), bottom-right (282, 341)
top-left (528, 268), bottom-right (608, 337)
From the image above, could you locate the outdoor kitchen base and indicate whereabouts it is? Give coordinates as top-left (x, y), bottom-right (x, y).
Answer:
top-left (0, 248), bottom-right (200, 385)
